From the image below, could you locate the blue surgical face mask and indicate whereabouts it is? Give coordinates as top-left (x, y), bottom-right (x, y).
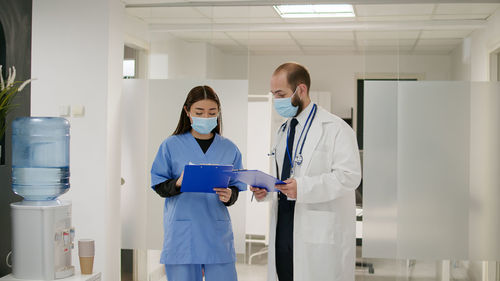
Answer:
top-left (191, 116), bottom-right (218, 135)
top-left (273, 87), bottom-right (299, 118)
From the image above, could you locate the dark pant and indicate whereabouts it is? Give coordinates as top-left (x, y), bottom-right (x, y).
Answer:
top-left (276, 192), bottom-right (295, 281)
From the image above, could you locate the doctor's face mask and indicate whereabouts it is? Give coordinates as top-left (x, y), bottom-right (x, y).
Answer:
top-left (273, 87), bottom-right (299, 118)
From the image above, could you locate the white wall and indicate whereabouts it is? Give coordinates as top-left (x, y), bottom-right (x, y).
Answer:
top-left (149, 34), bottom-right (208, 79)
top-left (124, 15), bottom-right (150, 80)
top-left (125, 14), bottom-right (149, 50)
top-left (148, 30), bottom-right (451, 120)
top-left (248, 54), bottom-right (451, 118)
top-left (450, 9), bottom-right (500, 82)
top-left (31, 1), bottom-right (124, 280)
top-left (450, 38), bottom-right (472, 81)
top-left (469, 8), bottom-right (500, 81)
top-left (449, 7), bottom-right (500, 82)
top-left (449, 8), bottom-right (500, 281)
top-left (206, 45), bottom-right (249, 80)
top-left (149, 37), bottom-right (249, 80)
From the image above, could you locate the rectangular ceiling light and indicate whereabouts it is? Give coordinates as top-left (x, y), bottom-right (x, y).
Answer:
top-left (274, 4), bottom-right (355, 18)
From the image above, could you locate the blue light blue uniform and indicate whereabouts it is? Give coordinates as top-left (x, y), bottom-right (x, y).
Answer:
top-left (151, 132), bottom-right (245, 281)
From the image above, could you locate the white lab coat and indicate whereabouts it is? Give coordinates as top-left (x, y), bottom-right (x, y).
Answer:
top-left (265, 105), bottom-right (362, 281)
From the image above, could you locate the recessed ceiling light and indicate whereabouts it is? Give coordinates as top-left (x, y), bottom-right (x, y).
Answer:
top-left (273, 4), bottom-right (355, 18)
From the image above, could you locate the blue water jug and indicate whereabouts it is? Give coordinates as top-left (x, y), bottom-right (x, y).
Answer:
top-left (11, 117), bottom-right (70, 201)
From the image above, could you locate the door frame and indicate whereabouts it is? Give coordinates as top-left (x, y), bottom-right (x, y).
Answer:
top-left (489, 46), bottom-right (500, 82)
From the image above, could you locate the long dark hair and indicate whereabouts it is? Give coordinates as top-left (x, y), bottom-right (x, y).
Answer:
top-left (173, 85), bottom-right (223, 135)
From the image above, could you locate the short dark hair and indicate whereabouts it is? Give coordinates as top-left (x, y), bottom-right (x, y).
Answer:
top-left (273, 62), bottom-right (311, 93)
top-left (173, 85), bottom-right (222, 135)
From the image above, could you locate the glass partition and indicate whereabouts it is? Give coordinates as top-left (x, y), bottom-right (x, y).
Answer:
top-left (363, 80), bottom-right (500, 277)
top-left (122, 2), bottom-right (500, 281)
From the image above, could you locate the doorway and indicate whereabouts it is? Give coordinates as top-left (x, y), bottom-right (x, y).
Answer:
top-left (489, 47), bottom-right (500, 82)
top-left (498, 54), bottom-right (500, 81)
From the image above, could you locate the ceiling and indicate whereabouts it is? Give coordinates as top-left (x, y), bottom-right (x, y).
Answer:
top-left (124, 1), bottom-right (500, 55)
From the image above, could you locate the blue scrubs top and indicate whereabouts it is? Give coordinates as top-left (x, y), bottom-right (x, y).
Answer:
top-left (151, 132), bottom-right (246, 264)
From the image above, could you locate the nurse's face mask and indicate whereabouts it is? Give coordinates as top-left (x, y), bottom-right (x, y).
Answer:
top-left (191, 116), bottom-right (218, 134)
top-left (273, 87), bottom-right (299, 118)
top-left (187, 99), bottom-right (219, 135)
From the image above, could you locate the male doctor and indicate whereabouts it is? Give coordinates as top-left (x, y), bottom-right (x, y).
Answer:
top-left (250, 62), bottom-right (362, 281)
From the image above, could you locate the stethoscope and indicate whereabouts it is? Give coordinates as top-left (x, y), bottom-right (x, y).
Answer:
top-left (269, 103), bottom-right (318, 177)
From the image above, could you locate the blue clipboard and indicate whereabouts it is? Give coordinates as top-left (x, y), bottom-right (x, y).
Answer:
top-left (228, 170), bottom-right (285, 192)
top-left (180, 164), bottom-right (233, 193)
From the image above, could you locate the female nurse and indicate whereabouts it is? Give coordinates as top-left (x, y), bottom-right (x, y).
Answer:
top-left (151, 85), bottom-right (245, 281)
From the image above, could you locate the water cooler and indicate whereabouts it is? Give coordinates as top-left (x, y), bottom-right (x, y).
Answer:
top-left (10, 117), bottom-right (75, 280)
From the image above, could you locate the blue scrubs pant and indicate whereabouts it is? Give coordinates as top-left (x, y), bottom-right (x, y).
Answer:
top-left (165, 263), bottom-right (237, 281)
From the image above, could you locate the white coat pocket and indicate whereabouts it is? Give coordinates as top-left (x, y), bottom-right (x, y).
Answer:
top-left (308, 149), bottom-right (331, 175)
top-left (302, 210), bottom-right (337, 244)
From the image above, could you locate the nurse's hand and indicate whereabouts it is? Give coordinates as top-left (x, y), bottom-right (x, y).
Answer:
top-left (214, 187), bottom-right (232, 203)
top-left (276, 178), bottom-right (297, 199)
top-left (250, 186), bottom-right (267, 200)
top-left (175, 171), bottom-right (184, 187)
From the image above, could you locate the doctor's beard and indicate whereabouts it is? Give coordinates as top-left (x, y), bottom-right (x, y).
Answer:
top-left (292, 94), bottom-right (304, 117)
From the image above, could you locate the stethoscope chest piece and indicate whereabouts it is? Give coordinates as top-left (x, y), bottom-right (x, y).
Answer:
top-left (295, 154), bottom-right (303, 166)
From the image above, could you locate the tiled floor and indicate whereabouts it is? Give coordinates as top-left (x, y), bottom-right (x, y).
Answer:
top-left (235, 244), bottom-right (469, 281)
top-left (236, 263), bottom-right (267, 281)
top-left (152, 261), bottom-right (467, 281)
top-left (144, 245), bottom-right (473, 281)
top-left (237, 259), bottom-right (464, 281)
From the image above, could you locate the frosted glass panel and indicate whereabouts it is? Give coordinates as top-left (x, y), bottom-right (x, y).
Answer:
top-left (121, 79), bottom-right (149, 249)
top-left (120, 79), bottom-right (249, 252)
top-left (363, 81), bottom-right (500, 260)
top-left (397, 82), bottom-right (469, 259)
top-left (246, 100), bottom-right (272, 240)
top-left (146, 79), bottom-right (249, 253)
top-left (363, 81), bottom-right (398, 259)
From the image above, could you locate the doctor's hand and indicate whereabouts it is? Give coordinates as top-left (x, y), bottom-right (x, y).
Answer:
top-left (214, 187), bottom-right (232, 203)
top-left (276, 178), bottom-right (297, 199)
top-left (250, 186), bottom-right (268, 201)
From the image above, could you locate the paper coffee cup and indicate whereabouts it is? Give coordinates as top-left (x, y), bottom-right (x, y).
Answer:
top-left (79, 256), bottom-right (94, 275)
top-left (78, 239), bottom-right (95, 274)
